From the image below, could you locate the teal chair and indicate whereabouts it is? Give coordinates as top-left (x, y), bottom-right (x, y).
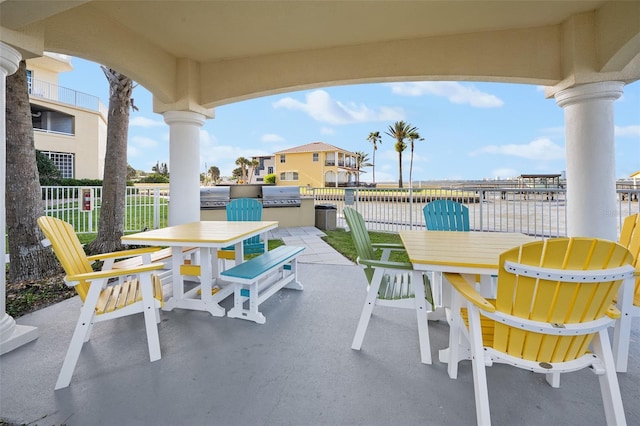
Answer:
top-left (343, 207), bottom-right (433, 364)
top-left (423, 199), bottom-right (469, 231)
top-left (221, 198), bottom-right (266, 255)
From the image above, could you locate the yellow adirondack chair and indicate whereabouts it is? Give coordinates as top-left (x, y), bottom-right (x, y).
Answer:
top-left (37, 216), bottom-right (166, 390)
top-left (613, 213), bottom-right (640, 372)
top-left (443, 237), bottom-right (634, 425)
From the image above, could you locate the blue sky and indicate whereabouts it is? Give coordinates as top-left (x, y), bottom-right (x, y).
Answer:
top-left (60, 57), bottom-right (640, 182)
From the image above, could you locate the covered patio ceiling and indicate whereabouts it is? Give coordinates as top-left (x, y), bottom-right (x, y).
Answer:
top-left (2, 1), bottom-right (639, 111)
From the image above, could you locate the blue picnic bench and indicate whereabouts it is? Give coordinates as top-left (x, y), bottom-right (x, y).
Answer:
top-left (221, 245), bottom-right (305, 324)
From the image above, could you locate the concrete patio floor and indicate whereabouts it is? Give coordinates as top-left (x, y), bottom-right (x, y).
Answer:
top-left (1, 235), bottom-right (639, 425)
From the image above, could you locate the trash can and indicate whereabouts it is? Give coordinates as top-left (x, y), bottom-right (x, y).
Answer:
top-left (315, 204), bottom-right (337, 230)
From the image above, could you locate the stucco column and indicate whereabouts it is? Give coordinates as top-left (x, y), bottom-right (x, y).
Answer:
top-left (163, 110), bottom-right (206, 226)
top-left (555, 81), bottom-right (624, 240)
top-left (0, 42), bottom-right (39, 355)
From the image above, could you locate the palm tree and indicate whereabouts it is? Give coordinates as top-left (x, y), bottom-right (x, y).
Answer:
top-left (385, 121), bottom-right (416, 188)
top-left (366, 131), bottom-right (382, 184)
top-left (5, 60), bottom-right (59, 281)
top-left (247, 159), bottom-right (259, 183)
top-left (209, 166), bottom-right (220, 183)
top-left (407, 130), bottom-right (424, 188)
top-left (354, 151), bottom-right (372, 185)
top-left (235, 157), bottom-right (250, 183)
top-left (86, 67), bottom-right (138, 254)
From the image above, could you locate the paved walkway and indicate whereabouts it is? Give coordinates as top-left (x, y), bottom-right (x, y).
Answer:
top-left (269, 226), bottom-right (353, 265)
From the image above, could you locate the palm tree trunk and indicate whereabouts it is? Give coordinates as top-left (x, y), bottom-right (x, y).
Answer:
top-left (5, 60), bottom-right (60, 281)
top-left (372, 149), bottom-right (376, 184)
top-left (85, 68), bottom-right (133, 254)
top-left (398, 151), bottom-right (403, 188)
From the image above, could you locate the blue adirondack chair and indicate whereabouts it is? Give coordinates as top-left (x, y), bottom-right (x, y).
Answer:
top-left (222, 198), bottom-right (266, 255)
top-left (423, 199), bottom-right (469, 231)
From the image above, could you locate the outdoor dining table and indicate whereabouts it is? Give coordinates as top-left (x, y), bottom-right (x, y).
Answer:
top-left (399, 230), bottom-right (537, 378)
top-left (122, 220), bottom-right (278, 316)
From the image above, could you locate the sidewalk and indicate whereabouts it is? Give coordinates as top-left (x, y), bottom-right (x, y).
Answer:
top-left (269, 226), bottom-right (353, 265)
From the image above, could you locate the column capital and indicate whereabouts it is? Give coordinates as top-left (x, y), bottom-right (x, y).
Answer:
top-left (0, 42), bottom-right (22, 76)
top-left (162, 110), bottom-right (207, 127)
top-left (555, 81), bottom-right (624, 108)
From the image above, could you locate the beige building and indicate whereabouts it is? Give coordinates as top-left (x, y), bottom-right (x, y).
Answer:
top-left (274, 142), bottom-right (359, 188)
top-left (26, 53), bottom-right (107, 179)
top-left (248, 155), bottom-right (276, 184)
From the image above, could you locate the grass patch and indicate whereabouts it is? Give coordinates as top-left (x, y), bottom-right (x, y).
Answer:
top-left (322, 228), bottom-right (409, 263)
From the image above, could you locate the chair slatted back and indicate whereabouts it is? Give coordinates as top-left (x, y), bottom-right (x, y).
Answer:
top-left (343, 207), bottom-right (376, 283)
top-left (492, 237), bottom-right (633, 363)
top-left (226, 198), bottom-right (263, 247)
top-left (423, 200), bottom-right (470, 231)
top-left (37, 216), bottom-right (93, 301)
top-left (619, 214), bottom-right (640, 305)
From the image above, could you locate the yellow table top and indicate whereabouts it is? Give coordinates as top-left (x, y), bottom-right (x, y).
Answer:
top-left (122, 221), bottom-right (279, 247)
top-left (399, 230), bottom-right (537, 271)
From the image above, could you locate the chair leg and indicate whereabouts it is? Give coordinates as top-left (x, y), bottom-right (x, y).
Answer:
top-left (592, 329), bottom-right (627, 426)
top-left (467, 303), bottom-right (491, 426)
top-left (412, 271), bottom-right (432, 364)
top-left (55, 305), bottom-right (95, 390)
top-left (351, 272), bottom-right (382, 351)
top-left (612, 277), bottom-right (634, 372)
top-left (140, 274), bottom-right (162, 362)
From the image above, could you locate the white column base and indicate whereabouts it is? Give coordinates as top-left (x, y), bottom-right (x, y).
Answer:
top-left (0, 313), bottom-right (38, 355)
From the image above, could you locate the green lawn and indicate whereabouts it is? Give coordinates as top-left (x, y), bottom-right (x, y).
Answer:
top-left (321, 229), bottom-right (409, 263)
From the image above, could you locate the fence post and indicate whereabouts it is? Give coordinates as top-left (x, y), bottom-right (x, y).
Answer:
top-left (479, 191), bottom-right (484, 231)
top-left (154, 187), bottom-right (160, 229)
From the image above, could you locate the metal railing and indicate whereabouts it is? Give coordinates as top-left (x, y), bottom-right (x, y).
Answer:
top-left (39, 185), bottom-right (639, 237)
top-left (306, 186), bottom-right (640, 238)
top-left (42, 186), bottom-right (168, 234)
top-left (30, 78), bottom-right (108, 116)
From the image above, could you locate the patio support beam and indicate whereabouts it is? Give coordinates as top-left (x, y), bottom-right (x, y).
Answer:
top-left (0, 42), bottom-right (38, 355)
top-left (163, 110), bottom-right (207, 226)
top-left (555, 81), bottom-right (624, 240)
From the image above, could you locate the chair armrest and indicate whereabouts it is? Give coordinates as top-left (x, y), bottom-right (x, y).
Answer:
top-left (65, 262), bottom-right (165, 286)
top-left (372, 243), bottom-right (406, 251)
top-left (443, 272), bottom-right (495, 312)
top-left (87, 246), bottom-right (162, 262)
top-left (358, 258), bottom-right (414, 270)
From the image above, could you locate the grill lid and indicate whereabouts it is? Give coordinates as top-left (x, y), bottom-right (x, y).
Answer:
top-left (261, 186), bottom-right (301, 207)
top-left (200, 186), bottom-right (230, 208)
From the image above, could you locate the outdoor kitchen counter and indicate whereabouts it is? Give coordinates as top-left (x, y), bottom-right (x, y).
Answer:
top-left (200, 197), bottom-right (315, 227)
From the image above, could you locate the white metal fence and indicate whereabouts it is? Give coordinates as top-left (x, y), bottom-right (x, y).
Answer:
top-left (39, 185), bottom-right (639, 238)
top-left (307, 186), bottom-right (640, 238)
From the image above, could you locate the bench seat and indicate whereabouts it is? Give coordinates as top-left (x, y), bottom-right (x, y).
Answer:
top-left (221, 245), bottom-right (305, 324)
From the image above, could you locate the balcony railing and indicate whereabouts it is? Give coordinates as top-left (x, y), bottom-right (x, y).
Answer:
top-left (30, 78), bottom-right (107, 117)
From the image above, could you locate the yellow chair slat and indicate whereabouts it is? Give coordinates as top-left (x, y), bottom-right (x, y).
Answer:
top-left (125, 278), bottom-right (139, 306)
top-left (95, 286), bottom-right (114, 314)
top-left (488, 238), bottom-right (632, 362)
top-left (116, 280), bottom-right (132, 310)
top-left (105, 283), bottom-right (123, 313)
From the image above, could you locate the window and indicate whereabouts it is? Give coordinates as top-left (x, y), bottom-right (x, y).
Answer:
top-left (31, 105), bottom-right (75, 135)
top-left (41, 151), bottom-right (74, 178)
top-left (279, 172), bottom-right (299, 181)
top-left (312, 153), bottom-right (319, 162)
top-left (268, 166), bottom-right (273, 174)
top-left (26, 69), bottom-right (33, 94)
top-left (280, 154), bottom-right (286, 163)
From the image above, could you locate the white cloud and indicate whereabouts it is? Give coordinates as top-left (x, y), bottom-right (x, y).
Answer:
top-left (615, 125), bottom-right (640, 137)
top-left (320, 127), bottom-right (335, 135)
top-left (390, 82), bottom-right (504, 108)
top-left (471, 137), bottom-right (565, 160)
top-left (272, 89), bottom-right (405, 124)
top-left (130, 116), bottom-right (165, 127)
top-left (261, 133), bottom-right (285, 142)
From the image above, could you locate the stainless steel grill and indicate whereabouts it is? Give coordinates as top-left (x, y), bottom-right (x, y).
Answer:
top-left (261, 186), bottom-right (301, 208)
top-left (200, 186), bottom-right (230, 209)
